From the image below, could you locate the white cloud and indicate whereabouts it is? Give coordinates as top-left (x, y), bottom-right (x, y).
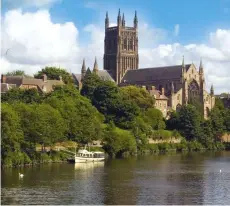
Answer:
top-left (174, 24), bottom-right (180, 36)
top-left (1, 9), bottom-right (79, 75)
top-left (2, 0), bottom-right (61, 9)
top-left (139, 29), bottom-right (230, 94)
top-left (1, 9), bottom-right (230, 94)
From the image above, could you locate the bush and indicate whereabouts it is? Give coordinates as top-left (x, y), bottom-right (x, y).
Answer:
top-left (147, 144), bottom-right (159, 153)
top-left (158, 143), bottom-right (170, 152)
top-left (187, 140), bottom-right (203, 151)
top-left (40, 153), bottom-right (51, 163)
top-left (176, 141), bottom-right (188, 152)
top-left (152, 130), bottom-right (172, 140)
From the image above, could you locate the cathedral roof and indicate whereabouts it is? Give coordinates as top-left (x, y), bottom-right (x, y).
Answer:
top-left (121, 64), bottom-right (191, 84)
top-left (72, 70), bottom-right (114, 83)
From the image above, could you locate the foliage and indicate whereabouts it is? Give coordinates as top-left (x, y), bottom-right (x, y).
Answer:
top-left (1, 88), bottom-right (42, 104)
top-left (142, 108), bottom-right (166, 130)
top-left (176, 105), bottom-right (202, 141)
top-left (102, 124), bottom-right (137, 158)
top-left (188, 96), bottom-right (203, 116)
top-left (91, 81), bottom-right (140, 129)
top-left (1, 103), bottom-right (24, 156)
top-left (81, 72), bottom-right (102, 99)
top-left (5, 70), bottom-right (30, 76)
top-left (120, 86), bottom-right (155, 110)
top-left (45, 85), bottom-right (104, 144)
top-left (152, 130), bottom-right (173, 140)
top-left (34, 66), bottom-right (73, 84)
top-left (209, 108), bottom-right (225, 140)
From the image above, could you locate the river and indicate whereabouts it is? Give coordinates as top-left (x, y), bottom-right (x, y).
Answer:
top-left (1, 151), bottom-right (230, 205)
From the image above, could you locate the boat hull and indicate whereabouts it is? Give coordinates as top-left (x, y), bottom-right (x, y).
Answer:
top-left (75, 156), bottom-right (105, 163)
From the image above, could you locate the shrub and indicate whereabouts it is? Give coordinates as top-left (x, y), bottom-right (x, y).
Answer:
top-left (187, 140), bottom-right (203, 151)
top-left (147, 144), bottom-right (159, 153)
top-left (40, 153), bottom-right (51, 163)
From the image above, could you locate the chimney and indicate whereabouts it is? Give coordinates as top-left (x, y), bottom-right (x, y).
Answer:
top-left (1, 74), bottom-right (6, 83)
top-left (162, 87), bottom-right (165, 95)
top-left (42, 74), bottom-right (47, 82)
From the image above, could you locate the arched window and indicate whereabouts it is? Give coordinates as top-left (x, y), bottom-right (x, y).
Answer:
top-left (176, 104), bottom-right (182, 112)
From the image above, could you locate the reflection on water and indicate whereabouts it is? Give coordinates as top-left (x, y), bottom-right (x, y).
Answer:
top-left (1, 151), bottom-right (230, 205)
top-left (74, 162), bottom-right (104, 170)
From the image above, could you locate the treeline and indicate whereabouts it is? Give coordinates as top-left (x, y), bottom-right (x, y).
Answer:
top-left (1, 67), bottom-right (230, 167)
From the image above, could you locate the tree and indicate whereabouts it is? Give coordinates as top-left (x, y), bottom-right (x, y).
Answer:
top-left (177, 105), bottom-right (202, 141)
top-left (1, 103), bottom-right (24, 155)
top-left (91, 81), bottom-right (140, 129)
top-left (103, 124), bottom-right (137, 158)
top-left (1, 88), bottom-right (42, 104)
top-left (34, 67), bottom-right (73, 84)
top-left (120, 86), bottom-right (155, 110)
top-left (142, 108), bottom-right (166, 130)
top-left (45, 85), bottom-right (104, 144)
top-left (81, 72), bottom-right (102, 100)
top-left (224, 109), bottom-right (230, 132)
top-left (209, 108), bottom-right (225, 140)
top-left (6, 70), bottom-right (25, 76)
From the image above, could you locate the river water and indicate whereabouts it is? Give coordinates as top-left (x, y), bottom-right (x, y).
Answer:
top-left (1, 151), bottom-right (230, 205)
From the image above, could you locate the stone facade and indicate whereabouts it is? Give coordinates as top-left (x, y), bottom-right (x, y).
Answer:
top-left (120, 59), bottom-right (215, 118)
top-left (1, 74), bottom-right (64, 93)
top-left (103, 10), bottom-right (139, 84)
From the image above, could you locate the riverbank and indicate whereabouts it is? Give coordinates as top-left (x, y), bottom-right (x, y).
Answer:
top-left (2, 142), bottom-right (230, 168)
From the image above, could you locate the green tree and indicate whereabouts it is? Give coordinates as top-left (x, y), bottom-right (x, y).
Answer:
top-left (1, 103), bottom-right (24, 155)
top-left (92, 81), bottom-right (139, 129)
top-left (177, 105), bottom-right (202, 141)
top-left (6, 70), bottom-right (26, 76)
top-left (1, 88), bottom-right (42, 103)
top-left (103, 124), bottom-right (137, 158)
top-left (81, 72), bottom-right (102, 100)
top-left (142, 108), bottom-right (166, 130)
top-left (34, 66), bottom-right (73, 84)
top-left (45, 85), bottom-right (104, 144)
top-left (120, 86), bottom-right (155, 110)
top-left (209, 108), bottom-right (225, 140)
top-left (224, 109), bottom-right (230, 132)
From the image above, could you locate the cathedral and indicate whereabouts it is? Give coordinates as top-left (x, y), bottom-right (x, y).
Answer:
top-left (74, 10), bottom-right (215, 119)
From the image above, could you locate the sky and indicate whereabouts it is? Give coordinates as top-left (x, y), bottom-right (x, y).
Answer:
top-left (1, 0), bottom-right (230, 94)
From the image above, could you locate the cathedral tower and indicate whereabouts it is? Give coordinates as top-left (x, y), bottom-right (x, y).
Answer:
top-left (103, 10), bottom-right (139, 83)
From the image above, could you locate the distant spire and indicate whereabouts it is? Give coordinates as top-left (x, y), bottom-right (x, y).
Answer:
top-left (210, 84), bottom-right (214, 96)
top-left (182, 55), bottom-right (185, 73)
top-left (134, 10), bottom-right (138, 28)
top-left (117, 8), bottom-right (121, 26)
top-left (171, 81), bottom-right (175, 94)
top-left (199, 58), bottom-right (204, 74)
top-left (105, 11), bottom-right (109, 30)
top-left (81, 58), bottom-right (86, 80)
top-left (122, 13), bottom-right (125, 27)
top-left (93, 57), bottom-right (99, 73)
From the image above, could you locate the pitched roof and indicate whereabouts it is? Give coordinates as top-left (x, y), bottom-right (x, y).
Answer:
top-left (121, 64), bottom-right (191, 83)
top-left (72, 70), bottom-right (114, 83)
top-left (3, 75), bottom-right (64, 93)
top-left (97, 70), bottom-right (115, 82)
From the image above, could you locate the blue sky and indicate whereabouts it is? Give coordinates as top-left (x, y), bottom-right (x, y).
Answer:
top-left (2, 0), bottom-right (230, 44)
top-left (1, 0), bottom-right (230, 93)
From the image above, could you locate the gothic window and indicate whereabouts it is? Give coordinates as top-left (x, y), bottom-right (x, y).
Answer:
top-left (176, 104), bottom-right (182, 112)
top-left (188, 80), bottom-right (200, 102)
top-left (124, 38), bottom-right (127, 50)
top-left (177, 94), bottom-right (180, 100)
top-left (129, 39), bottom-right (133, 50)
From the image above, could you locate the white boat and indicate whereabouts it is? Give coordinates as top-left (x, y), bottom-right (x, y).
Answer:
top-left (75, 149), bottom-right (105, 163)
